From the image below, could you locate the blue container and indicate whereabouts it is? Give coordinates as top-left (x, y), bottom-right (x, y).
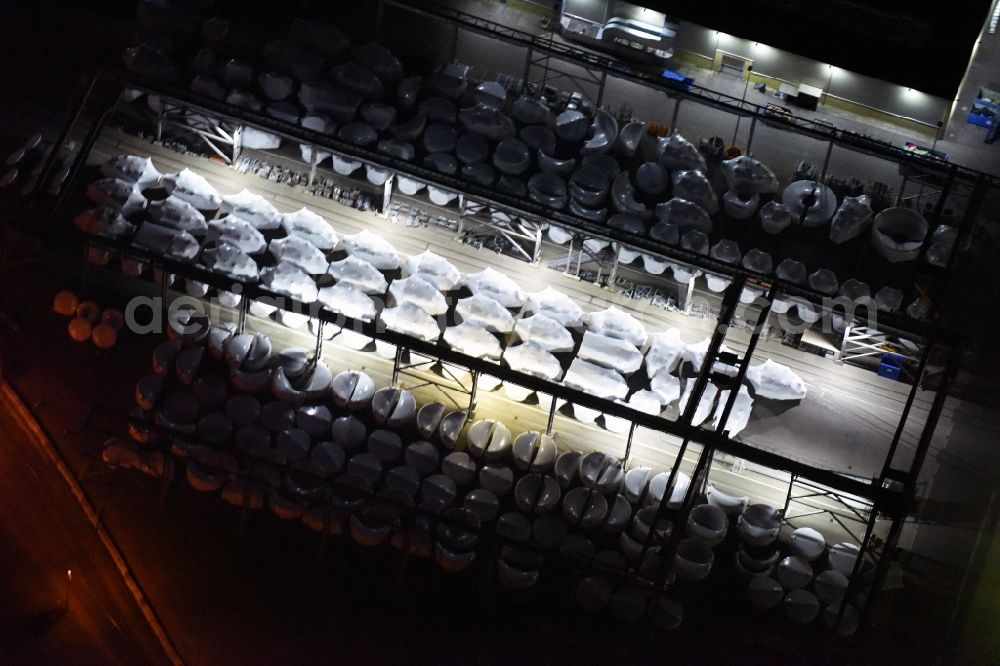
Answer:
top-left (878, 363), bottom-right (902, 381)
top-left (881, 352), bottom-right (905, 366)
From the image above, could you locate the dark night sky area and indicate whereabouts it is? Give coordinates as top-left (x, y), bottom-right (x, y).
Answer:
top-left (650, 0), bottom-right (991, 97)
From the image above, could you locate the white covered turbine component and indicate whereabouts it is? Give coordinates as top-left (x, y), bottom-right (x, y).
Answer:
top-left (317, 283), bottom-right (377, 321)
top-left (341, 229), bottom-right (400, 270)
top-left (645, 328), bottom-right (685, 377)
top-left (514, 314), bottom-right (574, 352)
top-left (403, 250), bottom-right (463, 291)
top-left (746, 359), bottom-right (807, 400)
top-left (73, 207), bottom-right (135, 239)
top-left (259, 264), bottom-right (318, 303)
top-left (269, 236), bottom-right (329, 274)
top-left (381, 303), bottom-right (440, 341)
top-left (163, 169), bottom-right (221, 210)
top-left (659, 133), bottom-right (706, 173)
top-left (133, 222), bottom-right (199, 260)
top-left (207, 216), bottom-right (265, 254)
top-left (678, 381), bottom-right (718, 426)
top-left (577, 331), bottom-right (643, 374)
top-left (220, 189), bottom-right (279, 229)
top-left (582, 306), bottom-right (647, 347)
top-left (504, 342), bottom-right (562, 380)
top-left (564, 359), bottom-right (629, 400)
top-left (525, 287), bottom-right (583, 327)
top-left (327, 256), bottom-right (389, 294)
top-left (201, 242), bottom-right (258, 281)
top-left (466, 267), bottom-right (525, 308)
top-left (650, 373), bottom-right (681, 404)
top-left (101, 154), bottom-right (161, 187)
top-left (712, 386), bottom-right (753, 437)
top-left (148, 195), bottom-right (208, 234)
top-left (389, 275), bottom-right (448, 315)
top-left (280, 208), bottom-right (338, 250)
top-left (829, 195), bottom-right (873, 244)
top-left (455, 295), bottom-right (515, 333)
top-left (722, 155), bottom-right (779, 193)
top-left (444, 323), bottom-right (502, 359)
top-left (86, 178), bottom-right (147, 215)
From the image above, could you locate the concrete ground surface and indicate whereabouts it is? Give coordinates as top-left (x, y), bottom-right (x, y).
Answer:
top-left (0, 385), bottom-right (172, 665)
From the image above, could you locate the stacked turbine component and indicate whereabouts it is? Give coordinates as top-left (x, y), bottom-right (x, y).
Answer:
top-left (220, 189), bottom-right (278, 229)
top-left (872, 208), bottom-right (928, 262)
top-left (746, 359), bottom-right (807, 400)
top-left (581, 109), bottom-right (618, 154)
top-left (828, 195), bottom-right (873, 244)
top-left (148, 196), bottom-right (208, 234)
top-left (73, 207), bottom-right (135, 239)
top-left (101, 154), bottom-right (162, 187)
top-left (672, 170), bottom-right (718, 215)
top-left (281, 208), bottom-right (338, 250)
top-left (87, 178), bottom-right (147, 215)
top-left (782, 180), bottom-right (837, 227)
top-left (341, 229), bottom-right (399, 270)
top-left (503, 342), bottom-right (562, 381)
top-left (403, 251), bottom-right (463, 291)
top-left (659, 133), bottom-right (706, 172)
top-left (759, 201), bottom-right (792, 234)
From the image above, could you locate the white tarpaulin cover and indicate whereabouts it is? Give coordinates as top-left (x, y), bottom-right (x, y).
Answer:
top-left (327, 256), bottom-right (388, 294)
top-left (444, 323), bottom-right (502, 359)
top-left (465, 267), bottom-right (525, 308)
top-left (678, 381), bottom-right (718, 426)
top-left (74, 207), bottom-right (135, 239)
top-left (259, 264), bottom-right (318, 303)
top-left (403, 250), bottom-right (463, 291)
top-left (219, 189), bottom-right (279, 229)
top-left (163, 169), bottom-right (221, 210)
top-left (650, 373), bottom-right (681, 404)
top-left (627, 390), bottom-right (663, 414)
top-left (564, 359), bottom-right (629, 400)
top-left (101, 154), bottom-right (162, 187)
top-left (86, 178), bottom-right (147, 215)
top-left (341, 229), bottom-right (400, 270)
top-left (659, 133), bottom-right (706, 173)
top-left (582, 306), bottom-right (647, 347)
top-left (133, 222), bottom-right (199, 260)
top-left (514, 314), bottom-right (574, 353)
top-left (148, 195), bottom-right (208, 234)
top-left (380, 303), bottom-right (440, 341)
top-left (645, 328), bottom-right (685, 377)
top-left (746, 359), bottom-right (807, 400)
top-left (388, 275), bottom-right (448, 315)
top-left (268, 236), bottom-right (329, 274)
top-left (503, 342), bottom-right (562, 380)
top-left (317, 283), bottom-right (377, 321)
top-left (280, 208), bottom-right (338, 250)
top-left (683, 338), bottom-right (738, 376)
top-left (241, 126), bottom-right (282, 150)
top-left (207, 215), bottom-right (266, 254)
top-left (577, 331), bottom-right (643, 374)
top-left (455, 295), bottom-right (515, 333)
top-left (722, 156), bottom-right (779, 194)
top-left (712, 386), bottom-right (753, 436)
top-left (525, 287), bottom-right (583, 327)
top-left (201, 242), bottom-right (258, 281)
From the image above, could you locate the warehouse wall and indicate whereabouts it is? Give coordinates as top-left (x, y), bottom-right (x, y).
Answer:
top-left (674, 21), bottom-right (949, 127)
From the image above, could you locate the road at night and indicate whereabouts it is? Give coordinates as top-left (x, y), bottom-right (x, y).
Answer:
top-left (0, 384), bottom-right (173, 665)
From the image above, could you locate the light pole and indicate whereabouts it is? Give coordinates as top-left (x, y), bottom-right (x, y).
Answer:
top-left (63, 569), bottom-right (73, 612)
top-left (732, 65), bottom-right (753, 148)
